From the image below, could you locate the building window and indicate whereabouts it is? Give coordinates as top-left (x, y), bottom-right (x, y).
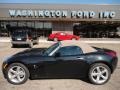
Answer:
top-left (0, 21), bottom-right (10, 37)
top-left (18, 21), bottom-right (27, 27)
top-left (9, 21), bottom-right (17, 27)
top-left (35, 22), bottom-right (43, 29)
top-left (27, 21), bottom-right (34, 28)
top-left (44, 22), bottom-right (52, 29)
top-left (73, 22), bottom-right (120, 38)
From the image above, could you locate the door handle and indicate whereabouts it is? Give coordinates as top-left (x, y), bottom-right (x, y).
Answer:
top-left (76, 57), bottom-right (84, 60)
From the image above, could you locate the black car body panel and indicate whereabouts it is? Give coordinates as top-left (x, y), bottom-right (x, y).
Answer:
top-left (2, 42), bottom-right (118, 80)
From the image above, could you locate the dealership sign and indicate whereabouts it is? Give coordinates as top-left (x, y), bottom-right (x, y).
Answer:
top-left (9, 10), bottom-right (116, 19)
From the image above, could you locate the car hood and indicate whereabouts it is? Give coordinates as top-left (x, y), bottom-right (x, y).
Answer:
top-left (13, 48), bottom-right (46, 57)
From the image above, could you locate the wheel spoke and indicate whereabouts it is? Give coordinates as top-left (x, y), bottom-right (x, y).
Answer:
top-left (17, 75), bottom-right (22, 82)
top-left (10, 69), bottom-right (17, 74)
top-left (19, 71), bottom-right (25, 76)
top-left (96, 75), bottom-right (100, 82)
top-left (10, 74), bottom-right (17, 79)
top-left (96, 67), bottom-right (101, 73)
top-left (101, 69), bottom-right (107, 74)
top-left (91, 72), bottom-right (98, 76)
top-left (17, 66), bottom-right (21, 72)
top-left (100, 74), bottom-right (107, 80)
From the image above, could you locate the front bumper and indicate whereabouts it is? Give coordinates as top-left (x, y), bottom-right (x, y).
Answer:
top-left (2, 61), bottom-right (8, 79)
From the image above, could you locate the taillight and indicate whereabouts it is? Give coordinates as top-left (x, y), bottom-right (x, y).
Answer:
top-left (105, 51), bottom-right (116, 57)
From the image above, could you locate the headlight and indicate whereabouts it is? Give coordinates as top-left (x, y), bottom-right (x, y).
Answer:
top-left (2, 55), bottom-right (12, 69)
top-left (2, 62), bottom-right (8, 69)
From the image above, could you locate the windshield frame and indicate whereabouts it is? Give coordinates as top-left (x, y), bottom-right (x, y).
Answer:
top-left (43, 42), bottom-right (60, 56)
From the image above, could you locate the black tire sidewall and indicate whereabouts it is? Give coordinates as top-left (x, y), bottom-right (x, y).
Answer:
top-left (88, 63), bottom-right (111, 85)
top-left (6, 63), bottom-right (29, 85)
top-left (12, 44), bottom-right (16, 48)
top-left (29, 42), bottom-right (33, 48)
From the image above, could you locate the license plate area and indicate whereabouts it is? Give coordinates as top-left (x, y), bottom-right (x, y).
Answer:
top-left (17, 38), bottom-right (22, 40)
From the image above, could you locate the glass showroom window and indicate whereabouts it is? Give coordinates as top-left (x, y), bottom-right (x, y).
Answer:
top-left (43, 22), bottom-right (52, 37)
top-left (27, 21), bottom-right (35, 28)
top-left (9, 21), bottom-right (17, 27)
top-left (35, 22), bottom-right (44, 37)
top-left (73, 22), bottom-right (120, 38)
top-left (18, 21), bottom-right (27, 27)
top-left (35, 22), bottom-right (43, 29)
top-left (0, 21), bottom-right (10, 37)
top-left (44, 22), bottom-right (52, 29)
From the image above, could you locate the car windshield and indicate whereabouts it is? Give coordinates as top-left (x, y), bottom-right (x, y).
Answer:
top-left (12, 31), bottom-right (27, 37)
top-left (44, 42), bottom-right (60, 56)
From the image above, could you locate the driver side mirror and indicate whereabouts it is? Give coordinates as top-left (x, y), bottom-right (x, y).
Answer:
top-left (54, 52), bottom-right (61, 57)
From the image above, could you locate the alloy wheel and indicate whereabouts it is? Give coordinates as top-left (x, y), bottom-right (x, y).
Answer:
top-left (90, 66), bottom-right (109, 84)
top-left (8, 66), bottom-right (26, 83)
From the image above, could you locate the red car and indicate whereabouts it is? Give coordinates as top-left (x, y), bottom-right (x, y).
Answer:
top-left (48, 32), bottom-right (80, 41)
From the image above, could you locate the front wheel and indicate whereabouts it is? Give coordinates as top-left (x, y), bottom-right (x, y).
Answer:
top-left (6, 63), bottom-right (29, 85)
top-left (72, 38), bottom-right (76, 40)
top-left (29, 42), bottom-right (33, 48)
top-left (88, 63), bottom-right (111, 85)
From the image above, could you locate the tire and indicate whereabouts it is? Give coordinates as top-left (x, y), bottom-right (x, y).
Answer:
top-left (36, 41), bottom-right (39, 45)
top-left (29, 42), bottom-right (33, 48)
top-left (6, 63), bottom-right (29, 85)
top-left (35, 39), bottom-right (39, 45)
top-left (12, 44), bottom-right (16, 48)
top-left (72, 38), bottom-right (76, 40)
top-left (88, 63), bottom-right (111, 85)
top-left (54, 38), bottom-right (58, 42)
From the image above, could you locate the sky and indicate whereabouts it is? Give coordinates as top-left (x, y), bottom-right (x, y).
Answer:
top-left (0, 0), bottom-right (120, 4)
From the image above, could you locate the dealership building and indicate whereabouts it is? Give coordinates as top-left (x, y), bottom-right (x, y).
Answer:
top-left (0, 3), bottom-right (120, 38)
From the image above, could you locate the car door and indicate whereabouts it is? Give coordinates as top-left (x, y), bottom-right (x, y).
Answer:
top-left (55, 46), bottom-right (89, 77)
top-left (44, 46), bottom-right (89, 78)
top-left (57, 33), bottom-right (67, 40)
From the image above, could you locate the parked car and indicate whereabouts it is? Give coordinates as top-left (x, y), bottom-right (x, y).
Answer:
top-left (11, 30), bottom-right (39, 48)
top-left (2, 40), bottom-right (118, 85)
top-left (48, 32), bottom-right (80, 41)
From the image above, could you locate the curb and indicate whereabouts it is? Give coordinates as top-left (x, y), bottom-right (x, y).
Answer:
top-left (0, 40), bottom-right (120, 44)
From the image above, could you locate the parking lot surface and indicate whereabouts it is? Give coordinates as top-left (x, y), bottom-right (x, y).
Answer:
top-left (0, 42), bottom-right (120, 90)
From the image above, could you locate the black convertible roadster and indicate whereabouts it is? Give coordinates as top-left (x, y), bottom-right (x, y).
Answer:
top-left (2, 40), bottom-right (118, 85)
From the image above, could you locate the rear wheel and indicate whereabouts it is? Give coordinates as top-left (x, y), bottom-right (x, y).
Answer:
top-left (6, 63), bottom-right (29, 85)
top-left (88, 63), bottom-right (111, 85)
top-left (54, 38), bottom-right (58, 42)
top-left (12, 44), bottom-right (16, 48)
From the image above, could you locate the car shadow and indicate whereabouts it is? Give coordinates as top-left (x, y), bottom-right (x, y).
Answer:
top-left (31, 77), bottom-right (91, 84)
top-left (12, 44), bottom-right (30, 48)
top-left (11, 44), bottom-right (38, 48)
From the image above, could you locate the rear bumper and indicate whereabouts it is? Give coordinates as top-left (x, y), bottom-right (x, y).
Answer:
top-left (11, 41), bottom-right (31, 45)
top-left (111, 57), bottom-right (118, 73)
